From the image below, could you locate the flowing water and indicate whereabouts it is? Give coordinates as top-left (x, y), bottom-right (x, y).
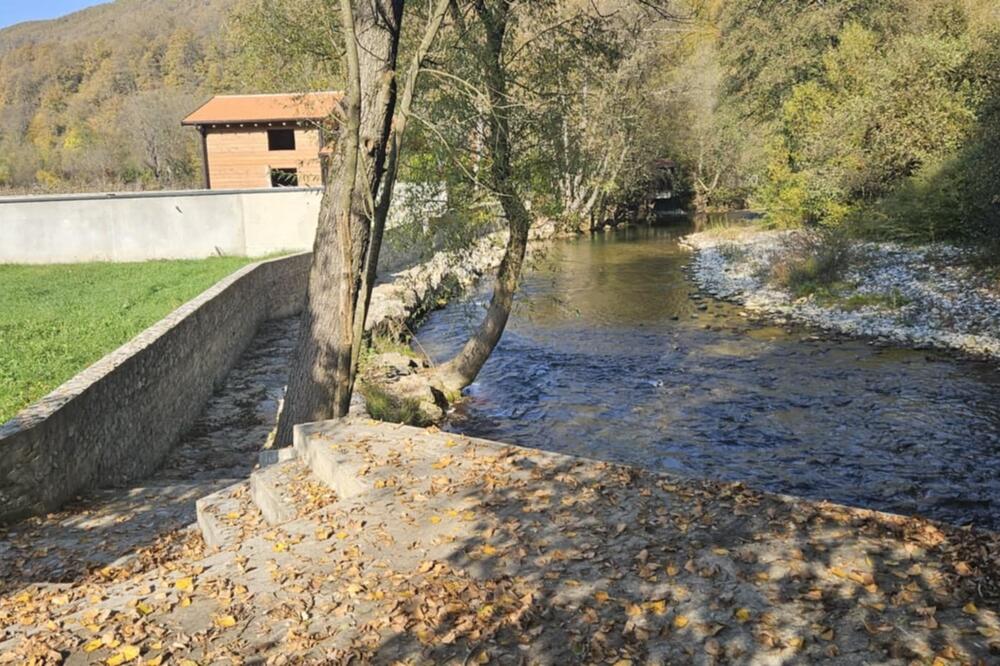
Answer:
top-left (415, 223), bottom-right (1000, 530)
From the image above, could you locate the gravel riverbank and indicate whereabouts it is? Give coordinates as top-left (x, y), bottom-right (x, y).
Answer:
top-left (683, 228), bottom-right (1000, 360)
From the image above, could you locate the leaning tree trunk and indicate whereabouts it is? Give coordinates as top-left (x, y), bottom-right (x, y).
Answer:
top-left (436, 0), bottom-right (532, 393)
top-left (435, 202), bottom-right (530, 392)
top-left (274, 0), bottom-right (403, 445)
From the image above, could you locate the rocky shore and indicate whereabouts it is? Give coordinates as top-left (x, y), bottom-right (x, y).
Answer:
top-left (683, 228), bottom-right (1000, 361)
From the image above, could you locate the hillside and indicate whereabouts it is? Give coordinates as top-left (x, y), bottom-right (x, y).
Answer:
top-left (0, 0), bottom-right (241, 193)
top-left (0, 1), bottom-right (236, 55)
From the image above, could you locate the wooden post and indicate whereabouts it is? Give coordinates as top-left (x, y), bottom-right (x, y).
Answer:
top-left (198, 126), bottom-right (211, 189)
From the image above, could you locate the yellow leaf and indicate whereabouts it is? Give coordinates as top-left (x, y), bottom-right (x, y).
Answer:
top-left (665, 564), bottom-right (679, 577)
top-left (735, 607), bottom-right (752, 623)
top-left (214, 614), bottom-right (237, 629)
top-left (594, 591), bottom-right (610, 603)
top-left (645, 599), bottom-right (668, 615)
top-left (712, 548), bottom-right (729, 556)
top-left (336, 532), bottom-right (348, 540)
top-left (273, 541), bottom-right (288, 552)
top-left (788, 636), bottom-right (804, 649)
top-left (314, 528), bottom-right (331, 540)
top-left (180, 596), bottom-right (192, 608)
top-left (106, 655), bottom-right (125, 666)
top-left (477, 604), bottom-right (495, 619)
top-left (626, 604), bottom-right (643, 617)
top-left (83, 639), bottom-right (103, 653)
top-left (120, 646), bottom-right (140, 661)
top-left (473, 651), bottom-right (489, 664)
top-left (481, 545), bottom-right (498, 556)
top-left (136, 602), bottom-right (153, 616)
top-left (431, 457), bottom-right (452, 469)
top-left (179, 661), bottom-right (200, 666)
top-left (225, 512), bottom-right (240, 520)
top-left (146, 657), bottom-right (164, 666)
top-left (174, 577), bottom-right (193, 592)
top-left (674, 615), bottom-right (689, 629)
top-left (962, 602), bottom-right (978, 615)
top-left (429, 516), bottom-right (442, 525)
top-left (613, 660), bottom-right (632, 666)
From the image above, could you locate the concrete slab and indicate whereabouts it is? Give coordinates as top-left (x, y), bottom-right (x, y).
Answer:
top-left (2, 420), bottom-right (999, 665)
top-left (249, 462), bottom-right (299, 526)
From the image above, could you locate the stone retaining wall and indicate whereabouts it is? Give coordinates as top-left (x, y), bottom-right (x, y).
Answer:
top-left (0, 253), bottom-right (311, 523)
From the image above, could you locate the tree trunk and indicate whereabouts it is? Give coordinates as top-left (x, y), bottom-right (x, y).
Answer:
top-left (436, 0), bottom-right (532, 393)
top-left (349, 0), bottom-right (453, 382)
top-left (274, 0), bottom-right (403, 445)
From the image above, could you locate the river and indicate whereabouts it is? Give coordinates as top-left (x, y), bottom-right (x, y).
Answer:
top-left (415, 223), bottom-right (1000, 530)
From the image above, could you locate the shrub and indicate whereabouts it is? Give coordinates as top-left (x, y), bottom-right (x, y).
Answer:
top-left (770, 230), bottom-right (853, 296)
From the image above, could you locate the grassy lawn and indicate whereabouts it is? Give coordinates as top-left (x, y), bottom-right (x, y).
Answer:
top-left (0, 257), bottom-right (260, 424)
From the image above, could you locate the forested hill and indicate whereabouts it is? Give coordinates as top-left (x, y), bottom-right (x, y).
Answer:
top-left (0, 0), bottom-right (241, 193)
top-left (0, 0), bottom-right (235, 55)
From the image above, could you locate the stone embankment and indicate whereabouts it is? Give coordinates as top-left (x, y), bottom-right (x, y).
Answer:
top-left (367, 221), bottom-right (559, 337)
top-left (361, 222), bottom-right (559, 422)
top-left (683, 228), bottom-right (1000, 360)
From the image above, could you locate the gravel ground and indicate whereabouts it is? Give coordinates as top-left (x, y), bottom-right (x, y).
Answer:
top-left (683, 229), bottom-right (1000, 360)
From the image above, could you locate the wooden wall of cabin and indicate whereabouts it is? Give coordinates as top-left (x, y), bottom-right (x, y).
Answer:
top-left (204, 125), bottom-right (323, 189)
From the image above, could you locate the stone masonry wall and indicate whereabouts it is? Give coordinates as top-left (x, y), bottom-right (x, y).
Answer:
top-left (0, 253), bottom-right (311, 523)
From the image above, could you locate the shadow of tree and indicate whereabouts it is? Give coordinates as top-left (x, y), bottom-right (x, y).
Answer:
top-left (0, 317), bottom-right (296, 597)
top-left (297, 426), bottom-right (1000, 664)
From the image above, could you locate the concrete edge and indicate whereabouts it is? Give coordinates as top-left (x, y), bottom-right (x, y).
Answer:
top-left (250, 463), bottom-right (298, 526)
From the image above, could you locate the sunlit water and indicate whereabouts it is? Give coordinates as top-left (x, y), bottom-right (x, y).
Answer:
top-left (415, 224), bottom-right (1000, 530)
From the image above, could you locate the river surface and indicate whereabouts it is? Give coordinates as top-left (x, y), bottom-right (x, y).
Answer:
top-left (415, 224), bottom-right (1000, 531)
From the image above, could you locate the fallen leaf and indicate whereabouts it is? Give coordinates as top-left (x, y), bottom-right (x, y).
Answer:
top-left (645, 599), bottom-right (667, 615)
top-left (214, 614), bottom-right (237, 629)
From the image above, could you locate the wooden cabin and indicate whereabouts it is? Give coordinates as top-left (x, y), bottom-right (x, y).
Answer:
top-left (182, 92), bottom-right (341, 190)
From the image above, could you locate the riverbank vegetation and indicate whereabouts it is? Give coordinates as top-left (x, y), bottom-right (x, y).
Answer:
top-left (0, 256), bottom-right (255, 423)
top-left (662, 0), bottom-right (1000, 246)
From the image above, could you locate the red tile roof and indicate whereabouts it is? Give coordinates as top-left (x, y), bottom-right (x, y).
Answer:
top-left (182, 92), bottom-right (343, 126)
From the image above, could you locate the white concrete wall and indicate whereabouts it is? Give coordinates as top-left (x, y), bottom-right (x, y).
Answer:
top-left (0, 188), bottom-right (322, 264)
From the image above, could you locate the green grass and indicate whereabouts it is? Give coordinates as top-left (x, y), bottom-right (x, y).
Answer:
top-left (0, 256), bottom-right (259, 423)
top-left (357, 381), bottom-right (430, 427)
top-left (835, 289), bottom-right (912, 312)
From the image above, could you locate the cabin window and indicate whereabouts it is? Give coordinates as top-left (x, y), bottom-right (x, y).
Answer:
top-left (270, 168), bottom-right (299, 187)
top-left (267, 129), bottom-right (296, 151)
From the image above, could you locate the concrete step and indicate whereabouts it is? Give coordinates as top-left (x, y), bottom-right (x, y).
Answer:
top-left (249, 461), bottom-right (299, 526)
top-left (194, 480), bottom-right (257, 550)
top-left (292, 419), bottom-right (480, 502)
